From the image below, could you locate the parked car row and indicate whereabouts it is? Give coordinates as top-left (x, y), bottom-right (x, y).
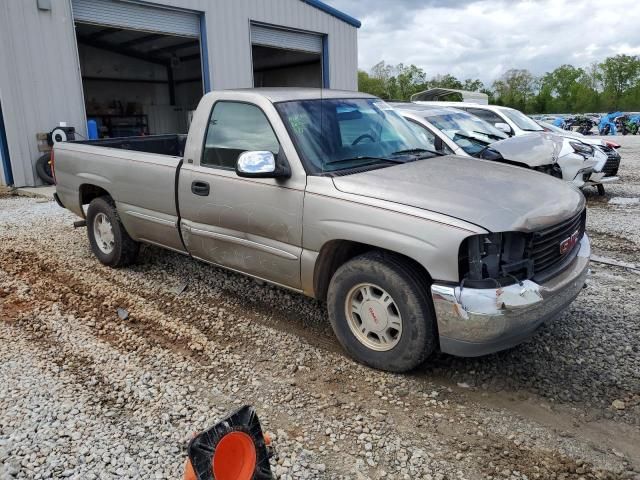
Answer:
top-left (390, 99), bottom-right (622, 195)
top-left (535, 112), bottom-right (640, 136)
top-left (53, 87), bottom-right (593, 373)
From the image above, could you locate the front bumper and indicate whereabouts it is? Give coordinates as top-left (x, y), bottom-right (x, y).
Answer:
top-left (584, 172), bottom-right (619, 187)
top-left (431, 234), bottom-right (590, 357)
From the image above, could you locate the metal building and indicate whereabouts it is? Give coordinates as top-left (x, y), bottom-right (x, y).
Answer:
top-left (0, 0), bottom-right (360, 187)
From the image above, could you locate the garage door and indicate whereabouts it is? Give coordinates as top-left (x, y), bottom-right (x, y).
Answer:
top-left (251, 24), bottom-right (322, 53)
top-left (72, 0), bottom-right (200, 37)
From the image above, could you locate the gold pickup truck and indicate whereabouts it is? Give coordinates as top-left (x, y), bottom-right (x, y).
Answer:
top-left (53, 88), bottom-right (590, 372)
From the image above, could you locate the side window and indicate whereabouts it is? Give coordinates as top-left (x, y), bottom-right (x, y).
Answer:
top-left (406, 119), bottom-right (454, 154)
top-left (202, 102), bottom-right (280, 169)
top-left (465, 108), bottom-right (504, 126)
top-left (406, 120), bottom-right (436, 148)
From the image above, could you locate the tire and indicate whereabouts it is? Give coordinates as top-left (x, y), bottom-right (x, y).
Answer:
top-left (597, 184), bottom-right (605, 196)
top-left (86, 196), bottom-right (139, 267)
top-left (327, 251), bottom-right (437, 372)
top-left (36, 153), bottom-right (55, 185)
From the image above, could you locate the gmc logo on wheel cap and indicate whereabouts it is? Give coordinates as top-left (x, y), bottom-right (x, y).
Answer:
top-left (559, 229), bottom-right (580, 255)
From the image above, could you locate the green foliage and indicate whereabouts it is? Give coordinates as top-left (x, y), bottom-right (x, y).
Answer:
top-left (356, 62), bottom-right (483, 101)
top-left (492, 69), bottom-right (536, 112)
top-left (357, 55), bottom-right (640, 113)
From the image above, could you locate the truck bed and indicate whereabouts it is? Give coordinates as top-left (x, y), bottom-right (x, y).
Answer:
top-left (74, 134), bottom-right (187, 157)
top-left (53, 136), bottom-right (186, 253)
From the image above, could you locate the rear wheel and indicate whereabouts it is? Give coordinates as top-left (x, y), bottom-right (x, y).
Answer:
top-left (327, 251), bottom-right (437, 372)
top-left (597, 184), bottom-right (606, 196)
top-left (86, 196), bottom-right (139, 267)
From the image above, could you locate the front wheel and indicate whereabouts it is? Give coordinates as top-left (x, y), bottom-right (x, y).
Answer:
top-left (327, 251), bottom-right (437, 372)
top-left (86, 196), bottom-right (139, 267)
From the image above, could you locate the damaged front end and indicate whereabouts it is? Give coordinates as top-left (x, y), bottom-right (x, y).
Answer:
top-left (430, 214), bottom-right (590, 357)
top-left (555, 140), bottom-right (608, 188)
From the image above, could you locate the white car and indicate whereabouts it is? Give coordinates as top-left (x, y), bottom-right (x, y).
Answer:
top-left (395, 103), bottom-right (606, 190)
top-left (413, 100), bottom-right (612, 194)
top-left (537, 121), bottom-right (621, 194)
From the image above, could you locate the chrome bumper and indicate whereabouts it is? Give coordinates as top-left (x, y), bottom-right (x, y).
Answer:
top-left (431, 234), bottom-right (590, 357)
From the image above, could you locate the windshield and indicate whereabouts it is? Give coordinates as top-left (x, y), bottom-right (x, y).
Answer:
top-left (501, 108), bottom-right (544, 132)
top-left (275, 98), bottom-right (428, 174)
top-left (424, 110), bottom-right (507, 156)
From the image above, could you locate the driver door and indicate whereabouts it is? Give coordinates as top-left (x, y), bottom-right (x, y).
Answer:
top-left (179, 101), bottom-right (304, 290)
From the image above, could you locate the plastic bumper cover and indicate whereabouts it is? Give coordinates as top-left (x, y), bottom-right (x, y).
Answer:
top-left (431, 234), bottom-right (590, 357)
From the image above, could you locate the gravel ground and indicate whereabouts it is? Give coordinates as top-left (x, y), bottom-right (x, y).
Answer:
top-left (1, 136), bottom-right (639, 479)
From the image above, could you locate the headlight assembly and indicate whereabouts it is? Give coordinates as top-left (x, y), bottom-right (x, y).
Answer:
top-left (459, 232), bottom-right (533, 287)
top-left (569, 141), bottom-right (593, 158)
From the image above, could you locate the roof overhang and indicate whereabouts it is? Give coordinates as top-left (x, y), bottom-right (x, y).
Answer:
top-left (301, 0), bottom-right (361, 28)
top-left (410, 88), bottom-right (488, 104)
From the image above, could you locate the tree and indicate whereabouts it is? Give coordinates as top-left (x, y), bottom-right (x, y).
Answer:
top-left (358, 70), bottom-right (387, 98)
top-left (541, 65), bottom-right (584, 111)
top-left (462, 78), bottom-right (484, 92)
top-left (428, 74), bottom-right (463, 90)
top-left (358, 56), bottom-right (640, 113)
top-left (599, 54), bottom-right (640, 109)
top-left (395, 64), bottom-right (427, 100)
top-left (358, 62), bottom-right (428, 100)
top-left (492, 69), bottom-right (536, 112)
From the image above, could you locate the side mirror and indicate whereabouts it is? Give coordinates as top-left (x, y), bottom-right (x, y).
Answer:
top-left (494, 122), bottom-right (512, 135)
top-left (236, 151), bottom-right (290, 179)
top-left (434, 136), bottom-right (444, 152)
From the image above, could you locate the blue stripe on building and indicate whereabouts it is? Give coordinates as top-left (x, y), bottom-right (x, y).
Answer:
top-left (0, 101), bottom-right (14, 186)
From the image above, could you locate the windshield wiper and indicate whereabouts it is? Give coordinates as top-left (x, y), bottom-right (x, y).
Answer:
top-left (324, 156), bottom-right (406, 167)
top-left (472, 130), bottom-right (504, 141)
top-left (453, 131), bottom-right (491, 145)
top-left (392, 148), bottom-right (444, 157)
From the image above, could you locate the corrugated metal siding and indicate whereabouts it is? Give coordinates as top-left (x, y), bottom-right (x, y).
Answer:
top-left (149, 0), bottom-right (358, 91)
top-left (0, 0), bottom-right (357, 186)
top-left (251, 24), bottom-right (322, 53)
top-left (0, 0), bottom-right (87, 187)
top-left (72, 0), bottom-right (200, 37)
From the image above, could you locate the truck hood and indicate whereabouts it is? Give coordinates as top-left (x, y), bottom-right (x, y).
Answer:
top-left (489, 132), bottom-right (564, 167)
top-left (332, 156), bottom-right (585, 232)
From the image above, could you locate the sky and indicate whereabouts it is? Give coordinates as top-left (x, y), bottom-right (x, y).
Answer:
top-left (328, 0), bottom-right (640, 85)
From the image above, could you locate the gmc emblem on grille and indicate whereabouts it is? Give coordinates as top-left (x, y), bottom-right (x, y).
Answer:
top-left (559, 229), bottom-right (580, 255)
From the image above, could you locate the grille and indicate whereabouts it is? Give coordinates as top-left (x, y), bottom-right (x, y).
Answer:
top-left (598, 145), bottom-right (621, 177)
top-left (530, 209), bottom-right (586, 278)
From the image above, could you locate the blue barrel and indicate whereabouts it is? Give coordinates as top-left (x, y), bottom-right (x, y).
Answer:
top-left (87, 119), bottom-right (98, 140)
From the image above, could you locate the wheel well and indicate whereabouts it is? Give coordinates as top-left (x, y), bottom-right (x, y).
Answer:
top-left (79, 184), bottom-right (111, 210)
top-left (313, 240), bottom-right (432, 301)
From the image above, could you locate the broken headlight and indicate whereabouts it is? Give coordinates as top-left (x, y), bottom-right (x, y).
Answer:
top-left (569, 141), bottom-right (594, 158)
top-left (458, 232), bottom-right (533, 288)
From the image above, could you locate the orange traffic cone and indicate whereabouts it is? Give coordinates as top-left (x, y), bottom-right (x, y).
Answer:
top-left (183, 405), bottom-right (273, 480)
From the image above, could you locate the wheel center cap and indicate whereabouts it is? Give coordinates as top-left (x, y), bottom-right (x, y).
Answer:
top-left (361, 300), bottom-right (388, 332)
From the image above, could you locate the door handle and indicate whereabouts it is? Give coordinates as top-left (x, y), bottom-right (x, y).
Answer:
top-left (191, 181), bottom-right (210, 196)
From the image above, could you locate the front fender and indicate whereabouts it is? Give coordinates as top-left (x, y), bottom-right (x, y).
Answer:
top-left (557, 152), bottom-right (592, 187)
top-left (301, 184), bottom-right (485, 295)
